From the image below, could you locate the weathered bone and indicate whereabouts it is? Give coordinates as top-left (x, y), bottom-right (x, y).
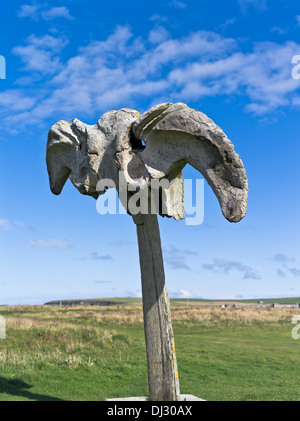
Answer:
top-left (132, 102), bottom-right (248, 222)
top-left (46, 102), bottom-right (248, 222)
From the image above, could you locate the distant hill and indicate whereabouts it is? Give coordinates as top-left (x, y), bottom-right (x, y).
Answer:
top-left (44, 298), bottom-right (123, 306)
top-left (44, 296), bottom-right (300, 307)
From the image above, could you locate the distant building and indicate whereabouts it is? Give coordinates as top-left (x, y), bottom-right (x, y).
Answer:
top-left (271, 303), bottom-right (300, 308)
top-left (44, 299), bottom-right (119, 307)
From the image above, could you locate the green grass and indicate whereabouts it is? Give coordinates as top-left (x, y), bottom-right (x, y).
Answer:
top-left (0, 305), bottom-right (299, 401)
top-left (44, 296), bottom-right (300, 307)
top-left (172, 297), bottom-right (300, 305)
top-left (176, 322), bottom-right (300, 400)
top-left (45, 297), bottom-right (143, 306)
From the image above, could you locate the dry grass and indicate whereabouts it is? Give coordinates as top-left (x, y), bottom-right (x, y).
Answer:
top-left (1, 304), bottom-right (298, 328)
top-left (171, 305), bottom-right (299, 323)
top-left (1, 304), bottom-right (296, 373)
top-left (4, 306), bottom-right (143, 328)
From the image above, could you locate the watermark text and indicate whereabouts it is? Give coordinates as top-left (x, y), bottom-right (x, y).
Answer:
top-left (96, 172), bottom-right (204, 226)
top-left (0, 55), bottom-right (6, 80)
top-left (292, 55), bottom-right (300, 80)
top-left (0, 316), bottom-right (6, 339)
top-left (291, 315), bottom-right (300, 340)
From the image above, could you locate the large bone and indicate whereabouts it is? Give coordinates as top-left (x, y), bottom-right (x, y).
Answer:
top-left (131, 103), bottom-right (248, 222)
top-left (46, 103), bottom-right (248, 222)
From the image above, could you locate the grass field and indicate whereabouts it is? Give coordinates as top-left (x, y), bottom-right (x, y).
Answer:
top-left (45, 296), bottom-right (300, 306)
top-left (0, 303), bottom-right (300, 401)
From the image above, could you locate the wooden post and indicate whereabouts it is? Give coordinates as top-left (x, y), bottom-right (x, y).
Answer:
top-left (134, 213), bottom-right (180, 401)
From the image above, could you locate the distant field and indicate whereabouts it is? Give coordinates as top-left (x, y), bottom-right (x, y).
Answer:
top-left (0, 303), bottom-right (300, 401)
top-left (172, 297), bottom-right (300, 306)
top-left (44, 297), bottom-right (143, 306)
top-left (44, 296), bottom-right (300, 307)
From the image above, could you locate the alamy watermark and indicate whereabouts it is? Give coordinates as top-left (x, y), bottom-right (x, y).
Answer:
top-left (0, 55), bottom-right (6, 80)
top-left (291, 315), bottom-right (300, 340)
top-left (292, 55), bottom-right (300, 80)
top-left (0, 316), bottom-right (6, 339)
top-left (96, 172), bottom-right (204, 226)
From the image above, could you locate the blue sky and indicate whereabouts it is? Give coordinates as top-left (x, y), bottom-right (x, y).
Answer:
top-left (0, 0), bottom-right (300, 304)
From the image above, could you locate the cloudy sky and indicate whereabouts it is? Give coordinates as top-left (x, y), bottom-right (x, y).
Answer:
top-left (0, 0), bottom-right (299, 304)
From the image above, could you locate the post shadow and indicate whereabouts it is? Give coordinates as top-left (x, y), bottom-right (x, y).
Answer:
top-left (0, 377), bottom-right (63, 401)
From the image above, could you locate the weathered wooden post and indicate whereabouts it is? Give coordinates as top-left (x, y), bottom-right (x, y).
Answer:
top-left (46, 102), bottom-right (248, 401)
top-left (136, 213), bottom-right (180, 401)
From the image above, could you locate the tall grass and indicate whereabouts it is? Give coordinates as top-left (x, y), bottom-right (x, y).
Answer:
top-left (0, 304), bottom-right (296, 371)
top-left (0, 304), bottom-right (299, 400)
top-left (3, 303), bottom-right (295, 324)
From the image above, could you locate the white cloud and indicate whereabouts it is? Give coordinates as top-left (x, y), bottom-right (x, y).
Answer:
top-left (203, 258), bottom-right (261, 280)
top-left (81, 252), bottom-right (113, 261)
top-left (219, 18), bottom-right (236, 31)
top-left (273, 253), bottom-right (295, 263)
top-left (288, 267), bottom-right (300, 277)
top-left (238, 0), bottom-right (267, 12)
top-left (138, 31), bottom-right (236, 75)
top-left (94, 280), bottom-right (114, 284)
top-left (14, 220), bottom-right (26, 228)
top-left (0, 219), bottom-right (10, 231)
top-left (149, 26), bottom-right (170, 44)
top-left (12, 34), bottom-right (68, 75)
top-left (0, 219), bottom-right (27, 230)
top-left (163, 245), bottom-right (199, 271)
top-left (0, 90), bottom-right (37, 112)
top-left (149, 14), bottom-right (169, 24)
top-left (169, 40), bottom-right (300, 115)
top-left (172, 289), bottom-right (194, 298)
top-left (41, 7), bottom-right (73, 21)
top-left (169, 0), bottom-right (187, 9)
top-left (3, 25), bottom-right (300, 132)
top-left (17, 5), bottom-right (73, 21)
top-left (270, 27), bottom-right (287, 35)
top-left (276, 268), bottom-right (286, 277)
top-left (17, 5), bottom-right (39, 20)
top-left (29, 239), bottom-right (71, 249)
top-left (136, 290), bottom-right (142, 298)
top-left (274, 253), bottom-right (300, 278)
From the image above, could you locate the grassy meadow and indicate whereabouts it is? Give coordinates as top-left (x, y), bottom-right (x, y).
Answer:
top-left (0, 303), bottom-right (300, 401)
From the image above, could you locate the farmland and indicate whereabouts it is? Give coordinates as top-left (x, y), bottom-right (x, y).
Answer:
top-left (0, 302), bottom-right (300, 401)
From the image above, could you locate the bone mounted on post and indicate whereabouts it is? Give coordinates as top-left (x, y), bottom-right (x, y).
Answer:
top-left (46, 102), bottom-right (248, 223)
